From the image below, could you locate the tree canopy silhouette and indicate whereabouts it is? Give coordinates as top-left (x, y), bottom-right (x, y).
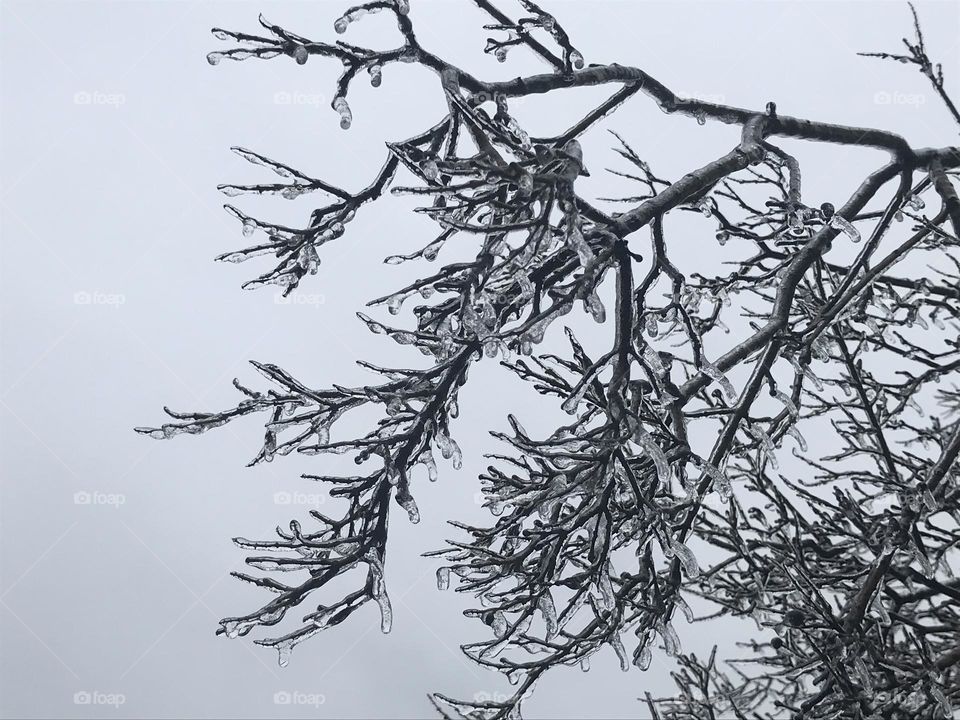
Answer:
top-left (139, 2), bottom-right (960, 717)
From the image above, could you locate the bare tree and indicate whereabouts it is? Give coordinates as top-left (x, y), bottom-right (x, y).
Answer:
top-left (138, 2), bottom-right (960, 717)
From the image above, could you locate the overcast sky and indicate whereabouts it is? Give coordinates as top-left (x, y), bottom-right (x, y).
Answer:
top-left (2, 1), bottom-right (959, 718)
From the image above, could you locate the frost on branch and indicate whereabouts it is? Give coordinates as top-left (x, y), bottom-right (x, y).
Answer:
top-left (140, 1), bottom-right (960, 717)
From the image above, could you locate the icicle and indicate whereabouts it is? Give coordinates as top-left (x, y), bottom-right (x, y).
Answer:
top-left (852, 655), bottom-right (873, 696)
top-left (564, 219), bottom-right (595, 268)
top-left (539, 592), bottom-right (558, 640)
top-left (584, 292), bottom-right (606, 323)
top-left (676, 595), bottom-right (695, 623)
top-left (436, 567), bottom-right (451, 591)
top-left (786, 425), bottom-right (808, 452)
top-left (332, 97), bottom-right (352, 129)
top-left (267, 640), bottom-right (292, 668)
top-left (643, 346), bottom-right (665, 376)
top-left (657, 620), bottom-right (681, 657)
top-left (398, 492), bottom-right (420, 524)
top-left (491, 610), bottom-right (508, 638)
top-left (747, 423), bottom-right (779, 469)
top-left (701, 462), bottom-right (733, 502)
top-left (634, 643), bottom-right (652, 671)
top-left (595, 563), bottom-right (616, 612)
top-left (670, 538), bottom-right (700, 579)
top-left (632, 424), bottom-right (671, 483)
top-left (931, 684), bottom-right (952, 717)
top-left (421, 451), bottom-right (438, 482)
top-left (701, 360), bottom-right (736, 401)
top-left (773, 389), bottom-right (799, 418)
top-left (829, 214), bottom-right (861, 243)
top-left (561, 382), bottom-right (589, 415)
top-left (871, 593), bottom-right (891, 626)
top-left (610, 634), bottom-right (630, 671)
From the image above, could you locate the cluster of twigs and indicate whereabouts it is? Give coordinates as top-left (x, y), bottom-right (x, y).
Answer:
top-left (139, 1), bottom-right (960, 717)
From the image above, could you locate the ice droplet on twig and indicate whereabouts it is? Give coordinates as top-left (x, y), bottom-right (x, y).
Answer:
top-left (905, 194), bottom-right (925, 211)
top-left (292, 45), bottom-right (308, 65)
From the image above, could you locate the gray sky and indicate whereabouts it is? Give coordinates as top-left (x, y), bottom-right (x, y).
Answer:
top-left (2, 1), bottom-right (959, 718)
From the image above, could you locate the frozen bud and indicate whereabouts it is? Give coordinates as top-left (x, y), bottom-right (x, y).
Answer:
top-left (421, 159), bottom-right (440, 181)
top-left (292, 45), bottom-right (309, 65)
top-left (368, 64), bottom-right (382, 87)
top-left (569, 50), bottom-right (584, 69)
top-left (518, 172), bottom-right (534, 196)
